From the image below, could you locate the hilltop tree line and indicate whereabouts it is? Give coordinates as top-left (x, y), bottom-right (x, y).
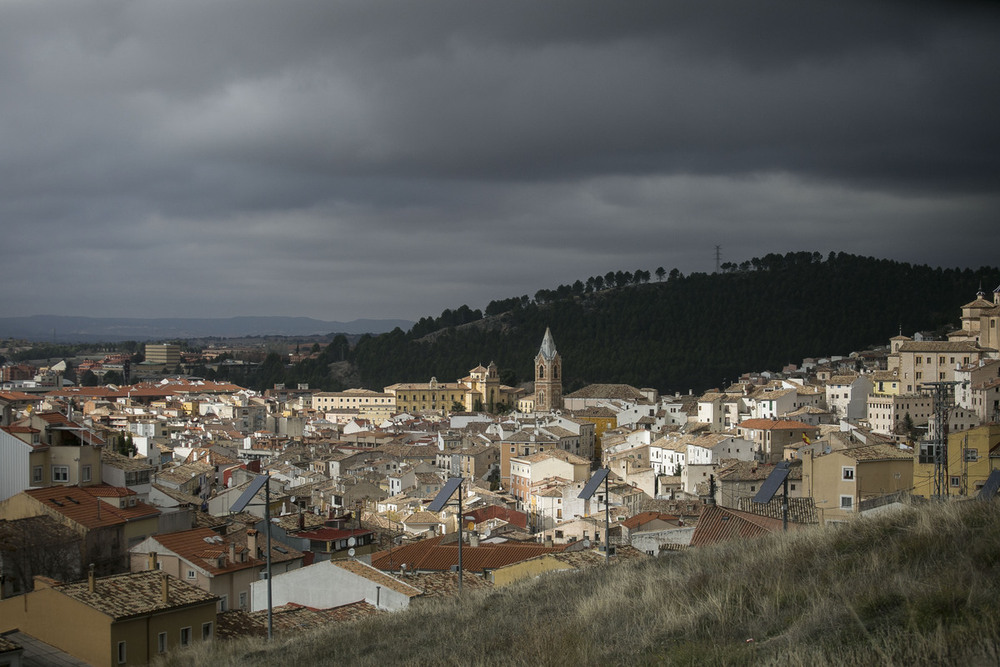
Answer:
top-left (8, 252), bottom-right (996, 395)
top-left (293, 251), bottom-right (996, 395)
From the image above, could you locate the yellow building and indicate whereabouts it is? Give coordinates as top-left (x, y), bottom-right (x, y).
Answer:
top-left (871, 369), bottom-right (902, 396)
top-left (385, 362), bottom-right (520, 414)
top-left (0, 570), bottom-right (217, 666)
top-left (913, 423), bottom-right (1000, 499)
top-left (802, 444), bottom-right (913, 524)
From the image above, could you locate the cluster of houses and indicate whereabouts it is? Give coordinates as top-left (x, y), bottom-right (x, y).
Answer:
top-left (1, 289), bottom-right (1000, 665)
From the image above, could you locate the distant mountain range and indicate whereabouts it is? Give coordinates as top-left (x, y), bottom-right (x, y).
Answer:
top-left (0, 315), bottom-right (414, 342)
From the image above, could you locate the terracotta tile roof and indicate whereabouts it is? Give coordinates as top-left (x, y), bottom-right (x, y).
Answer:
top-left (218, 602), bottom-right (379, 638)
top-left (564, 384), bottom-right (648, 400)
top-left (513, 449), bottom-right (590, 465)
top-left (54, 570), bottom-right (217, 620)
top-left (621, 511), bottom-right (680, 531)
top-left (737, 418), bottom-right (817, 431)
top-left (264, 602), bottom-right (379, 633)
top-left (690, 505), bottom-right (798, 547)
top-left (100, 449), bottom-right (155, 471)
top-left (331, 560), bottom-right (423, 597)
top-left (0, 391), bottom-right (42, 402)
top-left (715, 460), bottom-right (803, 482)
top-left (465, 505), bottom-right (528, 529)
top-left (898, 341), bottom-right (988, 352)
top-left (838, 443), bottom-right (913, 462)
top-left (401, 571), bottom-right (492, 597)
top-left (403, 511), bottom-right (441, 525)
top-left (736, 497), bottom-right (819, 524)
top-left (24, 485), bottom-right (159, 529)
top-left (370, 534), bottom-right (566, 573)
top-left (147, 527), bottom-right (264, 576)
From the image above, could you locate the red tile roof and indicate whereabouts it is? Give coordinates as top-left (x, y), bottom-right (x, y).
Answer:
top-left (689, 504), bottom-right (798, 547)
top-left (738, 418), bottom-right (817, 431)
top-left (370, 535), bottom-right (566, 573)
top-left (24, 485), bottom-right (160, 529)
top-left (621, 511), bottom-right (679, 531)
top-left (148, 527), bottom-right (262, 576)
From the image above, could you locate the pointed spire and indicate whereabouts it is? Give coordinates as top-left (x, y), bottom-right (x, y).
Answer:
top-left (538, 328), bottom-right (557, 360)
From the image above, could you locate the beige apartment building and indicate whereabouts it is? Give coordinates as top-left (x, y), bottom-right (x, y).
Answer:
top-left (891, 340), bottom-right (993, 393)
top-left (144, 344), bottom-right (181, 369)
top-left (801, 444), bottom-right (913, 524)
top-left (312, 388), bottom-right (395, 420)
top-left (866, 393), bottom-right (936, 437)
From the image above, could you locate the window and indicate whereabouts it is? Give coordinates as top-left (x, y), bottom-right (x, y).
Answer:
top-left (117, 641), bottom-right (126, 664)
top-left (239, 591), bottom-right (248, 609)
top-left (202, 622), bottom-right (213, 640)
top-left (32, 466), bottom-right (43, 483)
top-left (180, 627), bottom-right (191, 647)
top-left (52, 465), bottom-right (69, 482)
top-left (950, 476), bottom-right (961, 488)
top-left (157, 632), bottom-right (167, 654)
top-left (219, 595), bottom-right (228, 612)
top-left (82, 465), bottom-right (92, 483)
top-left (840, 496), bottom-right (853, 510)
top-left (842, 467), bottom-right (855, 481)
top-left (964, 448), bottom-right (979, 462)
top-left (186, 569), bottom-right (196, 580)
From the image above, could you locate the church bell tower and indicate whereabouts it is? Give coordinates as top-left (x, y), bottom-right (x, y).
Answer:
top-left (534, 328), bottom-right (562, 412)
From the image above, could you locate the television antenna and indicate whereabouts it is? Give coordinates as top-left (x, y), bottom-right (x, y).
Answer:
top-left (230, 473), bottom-right (274, 640)
top-left (578, 467), bottom-right (612, 563)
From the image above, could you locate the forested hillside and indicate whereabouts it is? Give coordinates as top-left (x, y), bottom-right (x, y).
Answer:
top-left (340, 252), bottom-right (995, 394)
top-left (203, 252), bottom-right (995, 394)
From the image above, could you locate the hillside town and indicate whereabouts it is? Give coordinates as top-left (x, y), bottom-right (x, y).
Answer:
top-left (2, 286), bottom-right (1000, 665)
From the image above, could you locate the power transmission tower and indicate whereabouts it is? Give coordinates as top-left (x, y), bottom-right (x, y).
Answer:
top-left (922, 380), bottom-right (958, 499)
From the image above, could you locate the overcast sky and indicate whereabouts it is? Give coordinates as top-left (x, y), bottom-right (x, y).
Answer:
top-left (2, 1), bottom-right (998, 323)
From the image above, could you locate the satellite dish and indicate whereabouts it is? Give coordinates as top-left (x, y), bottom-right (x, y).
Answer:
top-left (290, 496), bottom-right (296, 503)
top-left (347, 537), bottom-right (356, 547)
top-left (348, 548), bottom-right (356, 557)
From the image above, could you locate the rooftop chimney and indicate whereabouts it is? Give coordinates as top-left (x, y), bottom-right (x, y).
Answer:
top-left (247, 529), bottom-right (258, 559)
top-left (228, 541), bottom-right (236, 564)
top-left (161, 572), bottom-right (169, 603)
top-left (87, 563), bottom-right (95, 593)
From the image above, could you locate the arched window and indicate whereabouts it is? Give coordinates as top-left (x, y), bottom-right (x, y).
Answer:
top-left (554, 366), bottom-right (559, 380)
top-left (538, 365), bottom-right (545, 379)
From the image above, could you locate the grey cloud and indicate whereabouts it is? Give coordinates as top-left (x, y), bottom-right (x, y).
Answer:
top-left (0, 1), bottom-right (997, 321)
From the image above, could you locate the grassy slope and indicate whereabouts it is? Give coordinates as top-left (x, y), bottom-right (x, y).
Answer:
top-left (157, 501), bottom-right (1000, 667)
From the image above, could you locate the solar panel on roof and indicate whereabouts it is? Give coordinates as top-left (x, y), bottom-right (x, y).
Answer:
top-left (979, 469), bottom-right (1000, 501)
top-left (427, 477), bottom-right (463, 512)
top-left (229, 474), bottom-right (269, 513)
top-left (753, 461), bottom-right (791, 504)
top-left (578, 468), bottom-right (610, 500)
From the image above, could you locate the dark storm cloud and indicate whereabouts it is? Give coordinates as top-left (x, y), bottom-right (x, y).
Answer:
top-left (0, 1), bottom-right (997, 321)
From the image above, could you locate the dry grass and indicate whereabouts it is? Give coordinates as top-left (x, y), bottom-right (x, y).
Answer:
top-left (156, 500), bottom-right (1000, 666)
